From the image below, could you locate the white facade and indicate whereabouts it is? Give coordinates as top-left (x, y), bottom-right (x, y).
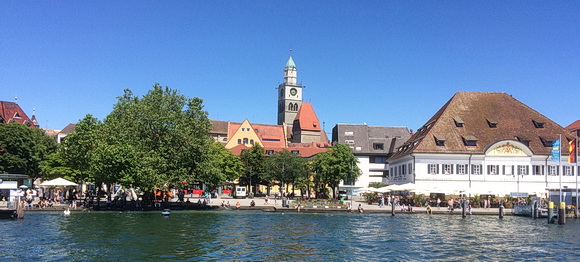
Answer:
top-left (340, 155), bottom-right (388, 190)
top-left (387, 140), bottom-right (579, 195)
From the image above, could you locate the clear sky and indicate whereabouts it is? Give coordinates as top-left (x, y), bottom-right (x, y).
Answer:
top-left (1, 1), bottom-right (578, 134)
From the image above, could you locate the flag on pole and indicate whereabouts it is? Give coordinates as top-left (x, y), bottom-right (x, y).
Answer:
top-left (551, 138), bottom-right (560, 162)
top-left (569, 138), bottom-right (577, 163)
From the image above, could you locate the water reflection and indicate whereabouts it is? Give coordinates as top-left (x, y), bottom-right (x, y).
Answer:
top-left (1, 211), bottom-right (579, 261)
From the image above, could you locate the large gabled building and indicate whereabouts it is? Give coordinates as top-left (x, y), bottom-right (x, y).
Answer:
top-left (388, 91), bottom-right (576, 196)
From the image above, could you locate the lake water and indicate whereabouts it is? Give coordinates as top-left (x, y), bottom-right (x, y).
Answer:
top-left (2, 211), bottom-right (580, 261)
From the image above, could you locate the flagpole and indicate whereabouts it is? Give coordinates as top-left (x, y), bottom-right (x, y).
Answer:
top-left (559, 134), bottom-right (562, 204)
top-left (575, 132), bottom-right (579, 218)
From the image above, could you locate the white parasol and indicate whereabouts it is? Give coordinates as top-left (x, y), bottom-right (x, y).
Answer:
top-left (40, 178), bottom-right (78, 187)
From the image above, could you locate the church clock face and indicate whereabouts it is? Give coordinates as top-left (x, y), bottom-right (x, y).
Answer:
top-left (290, 88), bottom-right (297, 96)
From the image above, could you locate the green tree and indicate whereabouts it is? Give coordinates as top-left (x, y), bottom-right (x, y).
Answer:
top-left (98, 84), bottom-right (213, 190)
top-left (240, 144), bottom-right (267, 194)
top-left (266, 150), bottom-right (307, 194)
top-left (39, 152), bottom-right (79, 181)
top-left (310, 143), bottom-right (360, 199)
top-left (60, 114), bottom-right (101, 184)
top-left (197, 142), bottom-right (244, 189)
top-left (0, 122), bottom-right (58, 180)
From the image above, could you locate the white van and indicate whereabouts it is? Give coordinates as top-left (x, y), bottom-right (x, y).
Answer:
top-left (233, 186), bottom-right (247, 199)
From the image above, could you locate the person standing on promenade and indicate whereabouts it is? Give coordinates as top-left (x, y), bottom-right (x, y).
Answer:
top-left (467, 199), bottom-right (472, 215)
top-left (447, 198), bottom-right (454, 214)
top-left (437, 198), bottom-right (441, 209)
top-left (379, 196), bottom-right (385, 208)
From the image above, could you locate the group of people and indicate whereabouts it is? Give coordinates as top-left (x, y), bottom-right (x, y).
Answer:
top-left (220, 200), bottom-right (241, 209)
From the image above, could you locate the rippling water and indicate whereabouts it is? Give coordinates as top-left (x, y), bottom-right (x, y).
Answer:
top-left (1, 211), bottom-right (579, 261)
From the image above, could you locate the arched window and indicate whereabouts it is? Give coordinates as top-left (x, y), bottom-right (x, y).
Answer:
top-left (294, 103), bottom-right (299, 111)
top-left (237, 139), bottom-right (242, 144)
top-left (243, 138), bottom-right (249, 144)
top-left (250, 139), bottom-right (254, 145)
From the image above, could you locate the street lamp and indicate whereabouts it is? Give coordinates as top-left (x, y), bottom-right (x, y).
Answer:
top-left (281, 163), bottom-right (286, 207)
top-left (350, 161), bottom-right (353, 209)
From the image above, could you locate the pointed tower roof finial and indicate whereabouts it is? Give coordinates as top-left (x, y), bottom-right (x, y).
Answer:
top-left (285, 49), bottom-right (296, 69)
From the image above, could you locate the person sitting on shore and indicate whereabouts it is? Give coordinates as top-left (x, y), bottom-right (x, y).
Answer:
top-left (235, 201), bottom-right (241, 210)
top-left (358, 204), bottom-right (364, 213)
top-left (47, 198), bottom-right (55, 208)
top-left (250, 200), bottom-right (256, 207)
top-left (426, 204), bottom-right (432, 215)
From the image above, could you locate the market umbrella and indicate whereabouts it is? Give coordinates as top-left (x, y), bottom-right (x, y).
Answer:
top-left (357, 187), bottom-right (373, 192)
top-left (40, 177), bottom-right (78, 186)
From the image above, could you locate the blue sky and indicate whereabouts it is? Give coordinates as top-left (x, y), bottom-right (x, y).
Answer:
top-left (1, 1), bottom-right (578, 134)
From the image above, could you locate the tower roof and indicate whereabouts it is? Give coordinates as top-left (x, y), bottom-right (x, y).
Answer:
top-left (293, 102), bottom-right (320, 132)
top-left (285, 56), bottom-right (296, 69)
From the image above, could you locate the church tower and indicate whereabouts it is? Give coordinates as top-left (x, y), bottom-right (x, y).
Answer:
top-left (277, 54), bottom-right (303, 127)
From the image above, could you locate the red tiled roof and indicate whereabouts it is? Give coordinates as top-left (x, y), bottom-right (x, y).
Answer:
top-left (0, 101), bottom-right (33, 126)
top-left (566, 120), bottom-right (580, 133)
top-left (253, 123), bottom-right (287, 147)
top-left (391, 92), bottom-right (574, 159)
top-left (293, 102), bottom-right (321, 131)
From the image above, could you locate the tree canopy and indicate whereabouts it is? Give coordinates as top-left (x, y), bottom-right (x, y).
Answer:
top-left (48, 83), bottom-right (245, 192)
top-left (0, 122), bottom-right (58, 180)
top-left (310, 143), bottom-right (360, 198)
top-left (265, 150), bottom-right (307, 193)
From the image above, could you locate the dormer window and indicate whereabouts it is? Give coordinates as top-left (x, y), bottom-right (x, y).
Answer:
top-left (453, 117), bottom-right (464, 127)
top-left (434, 135), bottom-right (446, 146)
top-left (516, 136), bottom-right (530, 147)
top-left (13, 112), bottom-right (22, 119)
top-left (487, 119), bottom-right (498, 128)
top-left (462, 135), bottom-right (478, 146)
top-left (532, 120), bottom-right (545, 128)
top-left (540, 137), bottom-right (556, 147)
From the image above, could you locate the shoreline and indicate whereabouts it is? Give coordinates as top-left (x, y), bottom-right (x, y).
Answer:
top-left (3, 195), bottom-right (519, 216)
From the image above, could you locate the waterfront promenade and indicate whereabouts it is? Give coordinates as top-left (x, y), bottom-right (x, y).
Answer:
top-left (2, 194), bottom-right (513, 216)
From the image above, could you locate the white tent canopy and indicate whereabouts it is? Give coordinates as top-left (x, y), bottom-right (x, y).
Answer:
top-left (40, 177), bottom-right (78, 186)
